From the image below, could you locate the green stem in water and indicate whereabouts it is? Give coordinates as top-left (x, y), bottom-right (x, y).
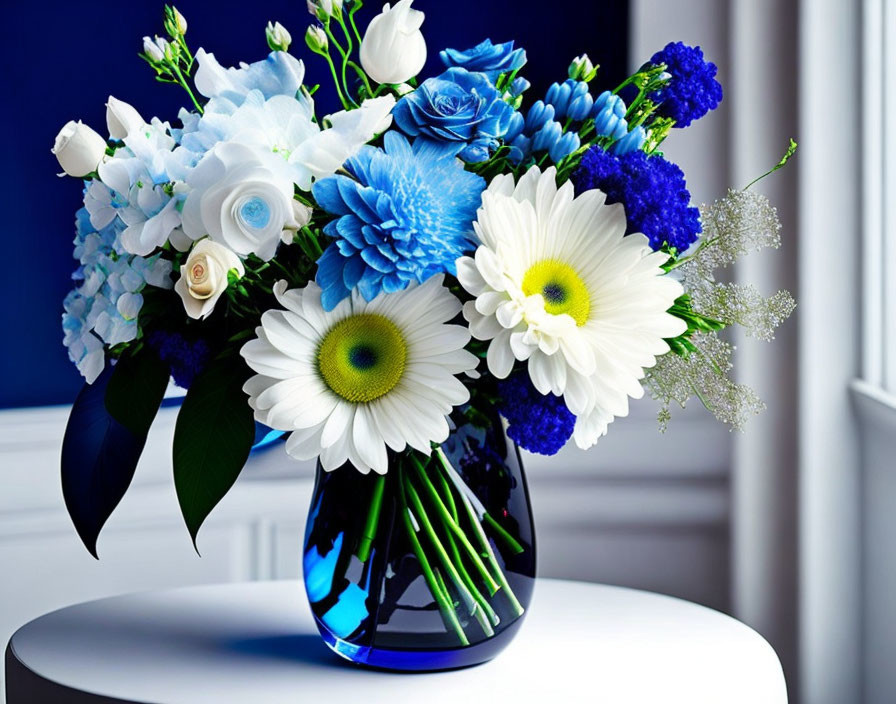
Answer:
top-left (483, 513), bottom-right (525, 555)
top-left (409, 456), bottom-right (499, 595)
top-left (403, 473), bottom-right (485, 628)
top-left (398, 476), bottom-right (468, 645)
top-left (356, 473), bottom-right (385, 562)
top-left (436, 448), bottom-right (525, 618)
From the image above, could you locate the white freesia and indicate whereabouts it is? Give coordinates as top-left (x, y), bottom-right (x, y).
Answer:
top-left (305, 25), bottom-right (328, 53)
top-left (265, 21), bottom-right (292, 52)
top-left (142, 36), bottom-right (166, 63)
top-left (457, 165), bottom-right (687, 449)
top-left (52, 121), bottom-right (107, 177)
top-left (106, 96), bottom-right (145, 140)
top-left (175, 239), bottom-right (244, 319)
top-left (360, 0), bottom-right (427, 85)
top-left (182, 141), bottom-right (299, 260)
top-left (241, 275), bottom-right (478, 475)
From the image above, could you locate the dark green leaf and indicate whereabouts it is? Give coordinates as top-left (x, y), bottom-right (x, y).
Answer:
top-left (173, 359), bottom-right (256, 549)
top-left (105, 347), bottom-right (170, 436)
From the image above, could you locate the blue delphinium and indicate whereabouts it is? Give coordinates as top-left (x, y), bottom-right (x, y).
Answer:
top-left (573, 147), bottom-right (701, 253)
top-left (439, 39), bottom-right (527, 82)
top-left (591, 91), bottom-right (645, 155)
top-left (393, 68), bottom-right (518, 163)
top-left (312, 132), bottom-right (486, 310)
top-left (545, 79), bottom-right (593, 121)
top-left (649, 42), bottom-right (723, 127)
top-left (497, 374), bottom-right (575, 455)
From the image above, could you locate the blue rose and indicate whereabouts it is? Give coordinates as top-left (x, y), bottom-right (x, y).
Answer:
top-left (439, 39), bottom-right (527, 82)
top-left (393, 67), bottom-right (518, 163)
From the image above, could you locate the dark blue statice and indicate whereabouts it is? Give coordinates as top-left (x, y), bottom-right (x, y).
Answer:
top-left (574, 147), bottom-right (701, 253)
top-left (497, 374), bottom-right (575, 456)
top-left (649, 42), bottom-right (723, 127)
top-left (147, 330), bottom-right (211, 389)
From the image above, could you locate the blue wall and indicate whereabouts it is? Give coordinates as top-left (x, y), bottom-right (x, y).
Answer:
top-left (0, 0), bottom-right (628, 409)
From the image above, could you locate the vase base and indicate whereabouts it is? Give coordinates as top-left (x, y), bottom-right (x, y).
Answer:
top-left (316, 615), bottom-right (527, 672)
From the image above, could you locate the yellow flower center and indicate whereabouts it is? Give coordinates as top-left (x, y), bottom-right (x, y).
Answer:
top-left (521, 260), bottom-right (592, 326)
top-left (318, 313), bottom-right (407, 403)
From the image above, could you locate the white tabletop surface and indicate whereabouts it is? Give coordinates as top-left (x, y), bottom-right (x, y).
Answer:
top-left (6, 579), bottom-right (787, 704)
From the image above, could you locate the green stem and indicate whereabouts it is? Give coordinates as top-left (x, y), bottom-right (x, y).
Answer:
top-left (347, 61), bottom-right (374, 98)
top-left (403, 473), bottom-right (484, 626)
top-left (398, 477), bottom-right (469, 645)
top-left (320, 50), bottom-right (350, 109)
top-left (430, 467), bottom-right (499, 630)
top-left (356, 473), bottom-right (385, 562)
top-left (348, 5), bottom-right (364, 46)
top-left (436, 448), bottom-right (525, 618)
top-left (483, 513), bottom-right (525, 555)
top-left (169, 62), bottom-right (203, 114)
top-left (409, 457), bottom-right (499, 595)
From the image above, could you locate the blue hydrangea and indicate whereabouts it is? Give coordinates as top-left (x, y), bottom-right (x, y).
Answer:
top-left (63, 204), bottom-right (174, 383)
top-left (573, 147), bottom-right (702, 253)
top-left (393, 68), bottom-right (518, 163)
top-left (649, 42), bottom-right (723, 127)
top-left (312, 132), bottom-right (486, 310)
top-left (497, 374), bottom-right (575, 455)
top-left (146, 330), bottom-right (211, 389)
top-left (439, 39), bottom-right (527, 82)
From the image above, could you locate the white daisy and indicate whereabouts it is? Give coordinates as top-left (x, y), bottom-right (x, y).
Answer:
top-left (240, 275), bottom-right (478, 474)
top-left (456, 165), bottom-right (686, 449)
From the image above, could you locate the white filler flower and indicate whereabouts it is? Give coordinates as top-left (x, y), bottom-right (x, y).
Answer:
top-left (241, 275), bottom-right (477, 474)
top-left (456, 165), bottom-right (686, 449)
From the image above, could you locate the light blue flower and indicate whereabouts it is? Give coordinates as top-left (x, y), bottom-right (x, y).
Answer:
top-left (62, 207), bottom-right (173, 383)
top-left (312, 132), bottom-right (486, 310)
top-left (393, 68), bottom-right (518, 163)
top-left (591, 91), bottom-right (646, 155)
top-left (192, 48), bottom-right (305, 104)
top-left (545, 79), bottom-right (593, 121)
top-left (439, 38), bottom-right (527, 82)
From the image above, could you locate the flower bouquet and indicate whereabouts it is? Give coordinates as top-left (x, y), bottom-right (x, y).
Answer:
top-left (55, 1), bottom-right (795, 671)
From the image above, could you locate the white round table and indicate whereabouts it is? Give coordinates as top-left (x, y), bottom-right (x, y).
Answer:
top-left (5, 579), bottom-right (787, 704)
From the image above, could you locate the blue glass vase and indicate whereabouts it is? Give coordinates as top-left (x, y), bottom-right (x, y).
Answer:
top-left (301, 415), bottom-right (536, 671)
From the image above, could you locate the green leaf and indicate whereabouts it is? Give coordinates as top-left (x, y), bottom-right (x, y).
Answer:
top-left (173, 359), bottom-right (255, 549)
top-left (105, 347), bottom-right (170, 436)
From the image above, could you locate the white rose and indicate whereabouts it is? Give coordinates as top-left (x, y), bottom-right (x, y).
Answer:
top-left (52, 120), bottom-right (107, 177)
top-left (175, 239), bottom-right (245, 319)
top-left (106, 96), bottom-right (145, 140)
top-left (359, 0), bottom-right (426, 85)
top-left (182, 141), bottom-right (299, 261)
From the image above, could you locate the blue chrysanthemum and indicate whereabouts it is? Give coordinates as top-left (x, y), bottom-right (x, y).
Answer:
top-left (649, 42), bottom-right (723, 127)
top-left (497, 374), bottom-right (575, 456)
top-left (146, 330), bottom-right (211, 389)
top-left (573, 147), bottom-right (701, 252)
top-left (312, 132), bottom-right (486, 310)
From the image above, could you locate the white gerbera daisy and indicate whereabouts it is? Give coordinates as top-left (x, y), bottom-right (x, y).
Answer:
top-left (241, 274), bottom-right (477, 474)
top-left (456, 165), bottom-right (686, 449)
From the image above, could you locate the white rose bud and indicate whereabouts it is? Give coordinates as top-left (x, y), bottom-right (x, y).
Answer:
top-left (305, 25), bottom-right (329, 54)
top-left (52, 120), bottom-right (107, 177)
top-left (266, 21), bottom-right (292, 52)
top-left (175, 239), bottom-right (245, 320)
top-left (360, 0), bottom-right (426, 85)
top-left (568, 53), bottom-right (598, 83)
top-left (105, 96), bottom-right (145, 140)
top-left (307, 0), bottom-right (341, 20)
top-left (142, 35), bottom-right (165, 63)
